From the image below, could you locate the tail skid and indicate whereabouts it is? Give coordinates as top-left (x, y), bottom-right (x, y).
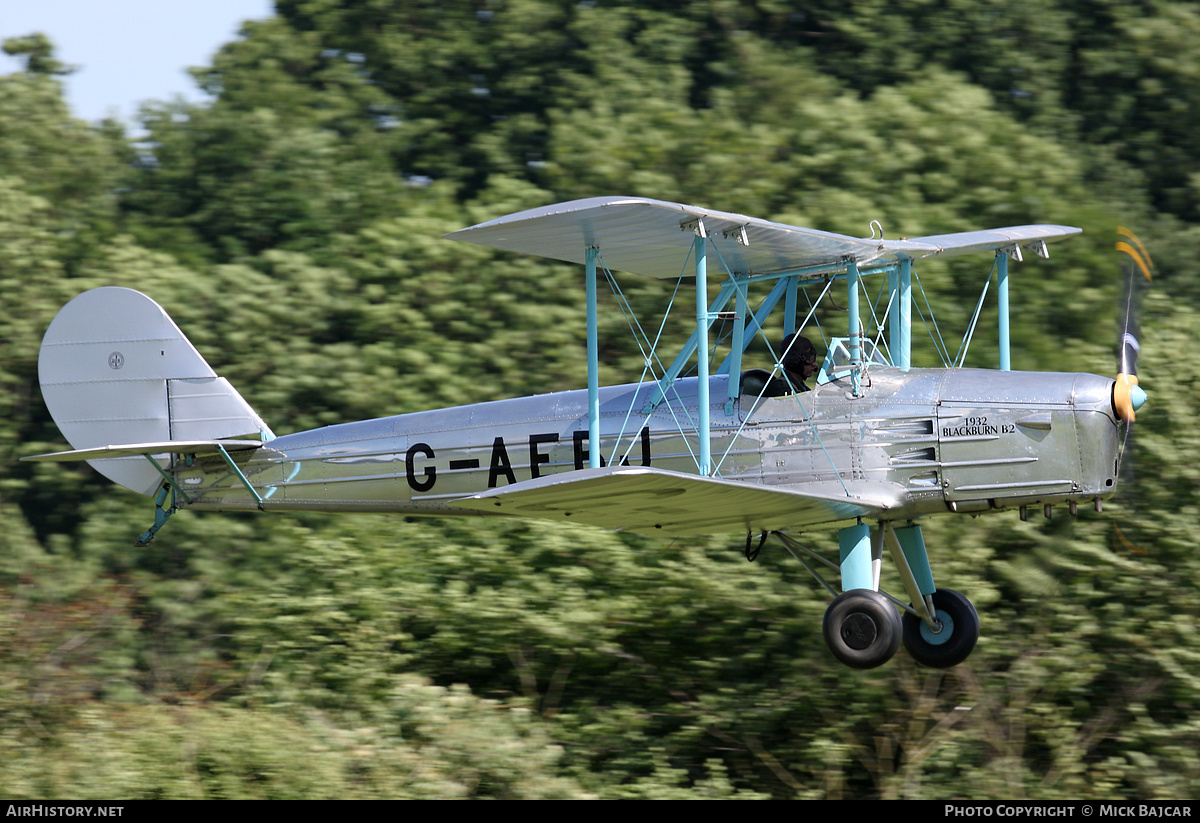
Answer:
top-left (32, 287), bottom-right (272, 496)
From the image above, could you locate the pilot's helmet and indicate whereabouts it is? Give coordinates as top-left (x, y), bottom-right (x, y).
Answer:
top-left (781, 334), bottom-right (817, 373)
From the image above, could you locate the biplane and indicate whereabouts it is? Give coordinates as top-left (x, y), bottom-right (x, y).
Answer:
top-left (23, 196), bottom-right (1146, 670)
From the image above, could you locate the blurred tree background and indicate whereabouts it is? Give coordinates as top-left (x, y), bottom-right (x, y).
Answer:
top-left (2, 0), bottom-right (1199, 799)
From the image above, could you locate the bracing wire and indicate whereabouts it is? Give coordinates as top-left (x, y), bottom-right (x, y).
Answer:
top-left (953, 256), bottom-right (996, 367)
top-left (912, 270), bottom-right (953, 366)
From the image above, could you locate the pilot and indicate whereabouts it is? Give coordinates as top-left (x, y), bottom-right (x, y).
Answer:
top-left (765, 333), bottom-right (818, 396)
top-left (739, 333), bottom-right (820, 399)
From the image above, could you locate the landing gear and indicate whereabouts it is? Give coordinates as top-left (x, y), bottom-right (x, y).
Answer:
top-left (823, 590), bottom-right (903, 669)
top-left (902, 589), bottom-right (980, 668)
top-left (774, 528), bottom-right (978, 670)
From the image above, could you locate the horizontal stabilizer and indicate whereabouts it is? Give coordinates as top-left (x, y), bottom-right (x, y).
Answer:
top-left (23, 440), bottom-right (264, 463)
top-left (450, 466), bottom-right (903, 536)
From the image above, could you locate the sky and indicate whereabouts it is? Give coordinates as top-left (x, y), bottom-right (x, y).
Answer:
top-left (0, 0), bottom-right (275, 125)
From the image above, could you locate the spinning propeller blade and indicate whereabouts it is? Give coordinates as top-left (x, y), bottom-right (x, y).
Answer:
top-left (1111, 228), bottom-right (1153, 554)
top-left (1113, 228), bottom-right (1151, 424)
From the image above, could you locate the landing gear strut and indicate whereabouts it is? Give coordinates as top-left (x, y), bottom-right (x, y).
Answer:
top-left (823, 590), bottom-right (902, 669)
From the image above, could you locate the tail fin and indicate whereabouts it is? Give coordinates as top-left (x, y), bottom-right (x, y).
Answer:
top-left (37, 287), bottom-right (273, 496)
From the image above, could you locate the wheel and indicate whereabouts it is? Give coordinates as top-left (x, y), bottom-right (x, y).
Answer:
top-left (823, 590), bottom-right (903, 669)
top-left (902, 589), bottom-right (980, 668)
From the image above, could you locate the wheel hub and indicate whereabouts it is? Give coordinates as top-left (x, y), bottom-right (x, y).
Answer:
top-left (841, 612), bottom-right (879, 649)
top-left (919, 609), bottom-right (955, 646)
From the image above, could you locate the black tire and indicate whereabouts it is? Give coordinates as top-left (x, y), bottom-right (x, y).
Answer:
top-left (823, 590), bottom-right (903, 669)
top-left (902, 589), bottom-right (980, 668)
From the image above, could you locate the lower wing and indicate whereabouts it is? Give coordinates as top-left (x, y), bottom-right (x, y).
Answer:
top-left (450, 466), bottom-right (905, 536)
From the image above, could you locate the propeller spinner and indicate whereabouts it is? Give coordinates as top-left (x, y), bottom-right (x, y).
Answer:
top-left (1113, 332), bottom-right (1146, 423)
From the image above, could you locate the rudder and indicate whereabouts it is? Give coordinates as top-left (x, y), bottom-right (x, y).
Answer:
top-left (38, 287), bottom-right (273, 496)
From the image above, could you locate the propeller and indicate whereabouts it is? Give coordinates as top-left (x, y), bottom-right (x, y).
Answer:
top-left (1113, 227), bottom-right (1151, 424)
top-left (1110, 228), bottom-right (1153, 555)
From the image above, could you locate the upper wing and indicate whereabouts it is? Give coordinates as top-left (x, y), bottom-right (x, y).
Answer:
top-left (449, 465), bottom-right (906, 536)
top-left (912, 225), bottom-right (1081, 260)
top-left (445, 196), bottom-right (1080, 279)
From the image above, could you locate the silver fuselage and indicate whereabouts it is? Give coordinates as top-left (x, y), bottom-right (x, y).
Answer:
top-left (174, 366), bottom-right (1120, 533)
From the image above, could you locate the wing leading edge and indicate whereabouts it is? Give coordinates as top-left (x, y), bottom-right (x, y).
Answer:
top-left (445, 196), bottom-right (1081, 280)
top-left (450, 466), bottom-right (905, 536)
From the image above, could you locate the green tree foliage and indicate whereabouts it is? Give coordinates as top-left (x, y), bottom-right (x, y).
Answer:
top-left (2, 34), bottom-right (73, 76)
top-left (3, 2), bottom-right (1200, 799)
